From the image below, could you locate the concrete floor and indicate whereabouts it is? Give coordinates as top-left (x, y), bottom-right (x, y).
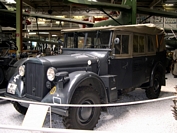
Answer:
top-left (0, 73), bottom-right (177, 133)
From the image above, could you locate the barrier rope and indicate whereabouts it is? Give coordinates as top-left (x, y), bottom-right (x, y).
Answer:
top-left (171, 86), bottom-right (177, 120)
top-left (0, 124), bottom-right (107, 133)
top-left (0, 95), bottom-right (176, 107)
top-left (0, 95), bottom-right (176, 133)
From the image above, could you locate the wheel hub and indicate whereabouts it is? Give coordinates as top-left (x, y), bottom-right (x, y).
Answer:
top-left (77, 100), bottom-right (93, 124)
top-left (154, 78), bottom-right (160, 92)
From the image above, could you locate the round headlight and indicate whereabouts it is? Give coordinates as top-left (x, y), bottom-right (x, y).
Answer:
top-left (47, 67), bottom-right (56, 81)
top-left (19, 65), bottom-right (25, 76)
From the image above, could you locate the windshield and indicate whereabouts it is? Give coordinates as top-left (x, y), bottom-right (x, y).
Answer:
top-left (63, 30), bottom-right (112, 49)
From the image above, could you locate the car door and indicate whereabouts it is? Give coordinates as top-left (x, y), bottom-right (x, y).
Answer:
top-left (132, 34), bottom-right (147, 87)
top-left (108, 32), bottom-right (133, 90)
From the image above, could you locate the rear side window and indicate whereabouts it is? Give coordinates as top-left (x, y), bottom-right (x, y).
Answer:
top-left (147, 35), bottom-right (155, 52)
top-left (133, 35), bottom-right (145, 53)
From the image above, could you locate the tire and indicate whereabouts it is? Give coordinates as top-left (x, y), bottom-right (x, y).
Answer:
top-left (63, 87), bottom-right (101, 130)
top-left (0, 67), bottom-right (4, 85)
top-left (145, 72), bottom-right (161, 99)
top-left (12, 102), bottom-right (27, 115)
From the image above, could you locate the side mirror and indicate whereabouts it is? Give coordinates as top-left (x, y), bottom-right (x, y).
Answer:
top-left (114, 38), bottom-right (120, 45)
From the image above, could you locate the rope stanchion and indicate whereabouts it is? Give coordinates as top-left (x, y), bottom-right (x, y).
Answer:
top-left (172, 86), bottom-right (177, 120)
top-left (0, 95), bottom-right (176, 107)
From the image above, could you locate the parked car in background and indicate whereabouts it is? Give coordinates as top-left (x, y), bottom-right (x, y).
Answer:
top-left (0, 39), bottom-right (18, 88)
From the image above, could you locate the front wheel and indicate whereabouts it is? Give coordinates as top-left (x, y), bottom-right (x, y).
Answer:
top-left (12, 102), bottom-right (27, 115)
top-left (63, 87), bottom-right (101, 130)
top-left (145, 72), bottom-right (161, 99)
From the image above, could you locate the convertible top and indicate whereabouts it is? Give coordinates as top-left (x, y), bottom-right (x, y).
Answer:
top-left (62, 23), bottom-right (164, 35)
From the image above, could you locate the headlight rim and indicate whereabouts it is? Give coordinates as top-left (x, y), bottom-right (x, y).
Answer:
top-left (47, 67), bottom-right (56, 81)
top-left (19, 65), bottom-right (25, 77)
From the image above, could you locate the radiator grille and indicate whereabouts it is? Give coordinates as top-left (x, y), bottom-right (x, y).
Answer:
top-left (25, 62), bottom-right (47, 101)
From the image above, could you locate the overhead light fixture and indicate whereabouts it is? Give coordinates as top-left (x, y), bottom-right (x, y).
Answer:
top-left (73, 16), bottom-right (83, 19)
top-left (37, 21), bottom-right (45, 24)
top-left (56, 21), bottom-right (64, 25)
top-left (6, 0), bottom-right (16, 3)
top-left (39, 32), bottom-right (49, 34)
top-left (95, 16), bottom-right (104, 18)
top-left (29, 32), bottom-right (36, 35)
top-left (165, 4), bottom-right (174, 6)
top-left (52, 35), bottom-right (57, 37)
top-left (56, 16), bottom-right (65, 18)
top-left (88, 0), bottom-right (97, 2)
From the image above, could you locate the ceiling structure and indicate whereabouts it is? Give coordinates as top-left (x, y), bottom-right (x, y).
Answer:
top-left (2, 0), bottom-right (177, 16)
top-left (1, 0), bottom-right (177, 39)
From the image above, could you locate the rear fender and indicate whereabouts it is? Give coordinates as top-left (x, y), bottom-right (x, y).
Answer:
top-left (150, 62), bottom-right (165, 86)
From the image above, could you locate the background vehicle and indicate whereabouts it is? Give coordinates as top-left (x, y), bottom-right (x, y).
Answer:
top-left (5, 24), bottom-right (166, 130)
top-left (0, 39), bottom-right (18, 88)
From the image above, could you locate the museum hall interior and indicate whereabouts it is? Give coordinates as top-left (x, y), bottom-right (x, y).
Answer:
top-left (0, 0), bottom-right (177, 132)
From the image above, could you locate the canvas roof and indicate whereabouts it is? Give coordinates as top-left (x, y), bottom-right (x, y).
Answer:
top-left (61, 23), bottom-right (164, 35)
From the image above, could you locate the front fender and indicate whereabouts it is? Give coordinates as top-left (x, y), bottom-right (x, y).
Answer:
top-left (42, 71), bottom-right (108, 109)
top-left (6, 58), bottom-right (28, 81)
top-left (6, 71), bottom-right (25, 97)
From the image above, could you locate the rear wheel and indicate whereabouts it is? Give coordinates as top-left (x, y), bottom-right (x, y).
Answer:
top-left (145, 72), bottom-right (161, 99)
top-left (63, 87), bottom-right (101, 130)
top-left (12, 102), bottom-right (27, 115)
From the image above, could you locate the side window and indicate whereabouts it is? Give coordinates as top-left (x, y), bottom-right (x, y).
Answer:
top-left (122, 35), bottom-right (129, 54)
top-left (133, 35), bottom-right (138, 52)
top-left (133, 35), bottom-right (145, 53)
top-left (139, 36), bottom-right (145, 52)
top-left (158, 35), bottom-right (165, 52)
top-left (114, 34), bottom-right (129, 54)
top-left (147, 35), bottom-right (155, 52)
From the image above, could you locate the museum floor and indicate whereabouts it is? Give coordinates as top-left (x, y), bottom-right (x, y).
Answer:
top-left (0, 72), bottom-right (177, 133)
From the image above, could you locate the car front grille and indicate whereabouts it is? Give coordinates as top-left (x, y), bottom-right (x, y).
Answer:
top-left (25, 62), bottom-right (47, 101)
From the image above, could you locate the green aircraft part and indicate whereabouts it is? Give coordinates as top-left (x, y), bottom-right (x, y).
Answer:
top-left (65, 0), bottom-right (137, 27)
top-left (94, 0), bottom-right (136, 27)
top-left (64, 0), bottom-right (131, 11)
top-left (131, 0), bottom-right (137, 24)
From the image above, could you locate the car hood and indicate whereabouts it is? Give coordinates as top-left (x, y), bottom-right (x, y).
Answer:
top-left (26, 53), bottom-right (98, 68)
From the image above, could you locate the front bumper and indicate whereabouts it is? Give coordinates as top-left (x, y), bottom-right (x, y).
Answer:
top-left (5, 93), bottom-right (68, 116)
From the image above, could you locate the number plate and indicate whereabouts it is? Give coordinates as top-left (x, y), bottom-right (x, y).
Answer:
top-left (7, 83), bottom-right (17, 94)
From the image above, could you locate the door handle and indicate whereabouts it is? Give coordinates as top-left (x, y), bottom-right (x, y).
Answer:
top-left (122, 62), bottom-right (128, 69)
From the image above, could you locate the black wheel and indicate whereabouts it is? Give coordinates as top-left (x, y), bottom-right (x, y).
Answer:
top-left (145, 72), bottom-right (161, 99)
top-left (12, 102), bottom-right (27, 115)
top-left (63, 87), bottom-right (101, 130)
top-left (0, 67), bottom-right (4, 85)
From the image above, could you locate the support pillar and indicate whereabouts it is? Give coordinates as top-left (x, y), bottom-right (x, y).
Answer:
top-left (16, 0), bottom-right (22, 57)
top-left (132, 0), bottom-right (137, 24)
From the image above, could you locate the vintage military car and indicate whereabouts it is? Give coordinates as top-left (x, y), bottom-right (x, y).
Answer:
top-left (5, 24), bottom-right (166, 130)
